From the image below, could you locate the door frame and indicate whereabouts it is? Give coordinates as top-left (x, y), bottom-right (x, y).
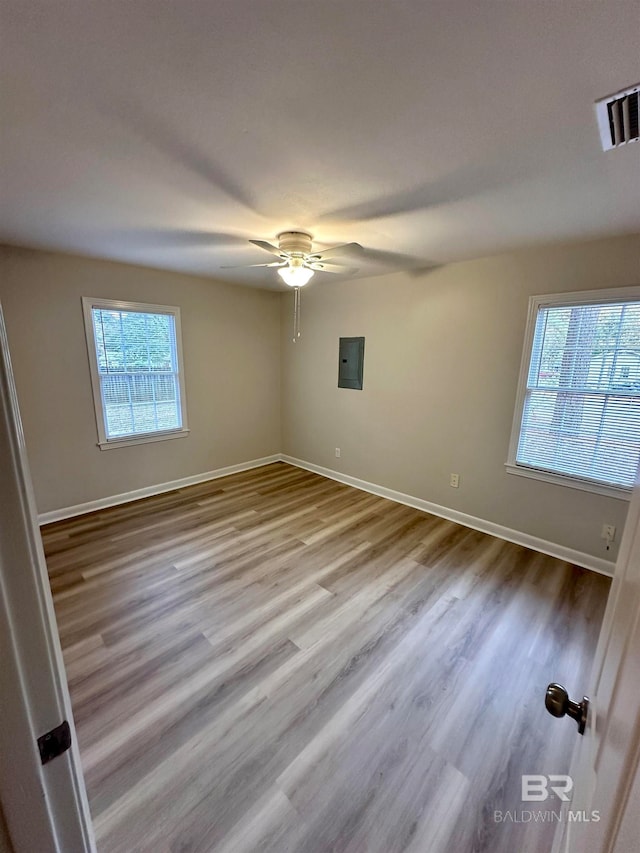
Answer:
top-left (0, 303), bottom-right (95, 852)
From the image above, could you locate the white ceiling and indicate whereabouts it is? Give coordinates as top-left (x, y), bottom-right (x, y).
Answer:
top-left (1, 1), bottom-right (639, 290)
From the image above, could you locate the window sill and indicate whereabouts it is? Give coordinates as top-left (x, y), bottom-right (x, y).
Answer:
top-left (98, 428), bottom-right (190, 451)
top-left (505, 463), bottom-right (632, 500)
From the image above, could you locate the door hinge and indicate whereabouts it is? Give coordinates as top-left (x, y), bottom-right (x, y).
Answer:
top-left (37, 720), bottom-right (71, 765)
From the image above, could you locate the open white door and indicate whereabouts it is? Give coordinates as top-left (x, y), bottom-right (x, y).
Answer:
top-left (0, 303), bottom-right (95, 852)
top-left (552, 478), bottom-right (640, 853)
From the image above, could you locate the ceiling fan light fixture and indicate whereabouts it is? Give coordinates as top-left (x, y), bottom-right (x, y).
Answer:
top-left (277, 263), bottom-right (314, 287)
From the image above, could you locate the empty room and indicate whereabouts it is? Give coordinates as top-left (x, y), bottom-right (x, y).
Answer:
top-left (1, 2), bottom-right (639, 853)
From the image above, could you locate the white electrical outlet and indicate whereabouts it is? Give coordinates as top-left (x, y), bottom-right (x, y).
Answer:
top-left (601, 524), bottom-right (616, 541)
top-left (335, 448), bottom-right (341, 458)
top-left (450, 473), bottom-right (459, 488)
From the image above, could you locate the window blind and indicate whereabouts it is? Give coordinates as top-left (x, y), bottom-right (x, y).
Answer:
top-left (516, 299), bottom-right (640, 489)
top-left (91, 308), bottom-right (182, 439)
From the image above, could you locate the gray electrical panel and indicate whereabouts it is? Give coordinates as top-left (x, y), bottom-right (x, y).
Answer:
top-left (338, 337), bottom-right (365, 389)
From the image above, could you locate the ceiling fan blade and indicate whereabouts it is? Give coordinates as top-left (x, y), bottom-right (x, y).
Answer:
top-left (306, 256), bottom-right (355, 267)
top-left (249, 240), bottom-right (287, 258)
top-left (319, 157), bottom-right (529, 223)
top-left (310, 242), bottom-right (363, 261)
top-left (321, 191), bottom-right (435, 223)
top-left (220, 261), bottom-right (286, 269)
top-left (103, 99), bottom-right (260, 214)
top-left (358, 246), bottom-right (427, 268)
top-left (309, 262), bottom-right (359, 275)
top-left (113, 229), bottom-right (249, 249)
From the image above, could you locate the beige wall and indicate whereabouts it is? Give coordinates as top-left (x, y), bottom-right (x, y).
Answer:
top-left (0, 247), bottom-right (281, 514)
top-left (281, 234), bottom-right (640, 562)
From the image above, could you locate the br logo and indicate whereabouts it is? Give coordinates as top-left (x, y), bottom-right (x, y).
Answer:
top-left (522, 775), bottom-right (573, 802)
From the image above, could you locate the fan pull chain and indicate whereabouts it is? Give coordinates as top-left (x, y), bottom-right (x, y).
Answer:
top-left (292, 286), bottom-right (301, 342)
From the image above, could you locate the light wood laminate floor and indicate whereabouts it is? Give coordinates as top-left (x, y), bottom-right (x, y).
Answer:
top-left (42, 463), bottom-right (610, 853)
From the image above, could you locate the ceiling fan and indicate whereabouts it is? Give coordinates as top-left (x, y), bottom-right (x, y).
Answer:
top-left (125, 226), bottom-right (434, 342)
top-left (222, 231), bottom-right (362, 342)
top-left (221, 231), bottom-right (362, 287)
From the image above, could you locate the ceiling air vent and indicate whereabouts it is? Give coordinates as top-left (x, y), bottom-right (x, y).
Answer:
top-left (595, 84), bottom-right (640, 150)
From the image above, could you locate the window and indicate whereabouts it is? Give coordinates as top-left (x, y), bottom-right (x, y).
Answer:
top-left (82, 298), bottom-right (189, 449)
top-left (507, 287), bottom-right (640, 498)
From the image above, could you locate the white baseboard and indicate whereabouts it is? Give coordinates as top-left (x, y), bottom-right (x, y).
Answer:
top-left (38, 454), bottom-right (282, 525)
top-left (281, 455), bottom-right (615, 577)
top-left (39, 450), bottom-right (616, 577)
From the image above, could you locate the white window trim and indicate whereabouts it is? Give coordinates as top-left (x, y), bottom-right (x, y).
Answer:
top-left (82, 297), bottom-right (190, 450)
top-left (506, 285), bottom-right (640, 501)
